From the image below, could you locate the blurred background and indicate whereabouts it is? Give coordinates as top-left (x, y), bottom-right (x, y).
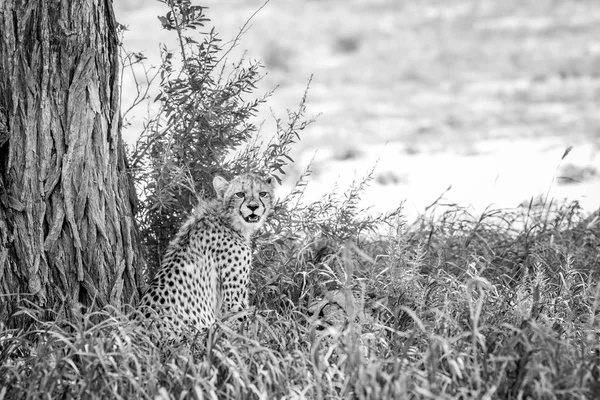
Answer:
top-left (114, 0), bottom-right (600, 220)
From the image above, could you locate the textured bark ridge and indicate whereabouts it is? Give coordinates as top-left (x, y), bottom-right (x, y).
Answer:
top-left (0, 0), bottom-right (144, 324)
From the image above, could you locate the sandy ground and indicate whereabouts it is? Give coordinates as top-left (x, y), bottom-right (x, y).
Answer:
top-left (115, 0), bottom-right (600, 221)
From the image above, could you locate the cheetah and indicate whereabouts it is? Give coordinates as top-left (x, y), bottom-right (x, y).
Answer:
top-left (139, 173), bottom-right (275, 333)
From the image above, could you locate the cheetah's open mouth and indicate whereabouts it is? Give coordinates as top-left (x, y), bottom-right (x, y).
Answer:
top-left (244, 214), bottom-right (260, 223)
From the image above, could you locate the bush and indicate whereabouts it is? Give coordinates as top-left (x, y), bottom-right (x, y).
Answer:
top-left (126, 0), bottom-right (313, 276)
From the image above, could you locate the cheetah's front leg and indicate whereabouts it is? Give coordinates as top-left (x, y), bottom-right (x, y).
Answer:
top-left (219, 247), bottom-right (251, 318)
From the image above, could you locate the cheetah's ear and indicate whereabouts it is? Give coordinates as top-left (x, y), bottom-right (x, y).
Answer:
top-left (213, 176), bottom-right (229, 199)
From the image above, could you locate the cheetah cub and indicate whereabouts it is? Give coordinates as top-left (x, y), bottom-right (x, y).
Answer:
top-left (139, 173), bottom-right (274, 332)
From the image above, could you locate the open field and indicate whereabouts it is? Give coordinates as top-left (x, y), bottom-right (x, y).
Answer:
top-left (115, 0), bottom-right (600, 220)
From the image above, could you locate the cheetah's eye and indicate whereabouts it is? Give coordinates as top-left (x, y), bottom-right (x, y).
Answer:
top-left (258, 192), bottom-right (268, 198)
top-left (235, 192), bottom-right (245, 198)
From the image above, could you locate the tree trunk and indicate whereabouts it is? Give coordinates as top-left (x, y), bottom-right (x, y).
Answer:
top-left (0, 0), bottom-right (144, 326)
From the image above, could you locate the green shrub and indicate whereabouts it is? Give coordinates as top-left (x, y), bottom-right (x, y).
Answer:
top-left (126, 0), bottom-right (313, 276)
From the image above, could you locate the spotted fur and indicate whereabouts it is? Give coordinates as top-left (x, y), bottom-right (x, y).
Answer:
top-left (139, 173), bottom-right (274, 332)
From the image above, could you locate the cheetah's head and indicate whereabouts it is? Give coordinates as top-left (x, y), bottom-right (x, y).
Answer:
top-left (213, 173), bottom-right (275, 240)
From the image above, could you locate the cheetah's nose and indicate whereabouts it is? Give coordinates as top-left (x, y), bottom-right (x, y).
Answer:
top-left (247, 204), bottom-right (259, 212)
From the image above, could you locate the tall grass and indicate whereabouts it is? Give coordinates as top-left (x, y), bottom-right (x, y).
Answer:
top-left (1, 190), bottom-right (598, 399)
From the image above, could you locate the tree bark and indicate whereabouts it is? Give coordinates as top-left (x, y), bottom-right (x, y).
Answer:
top-left (0, 0), bottom-right (144, 325)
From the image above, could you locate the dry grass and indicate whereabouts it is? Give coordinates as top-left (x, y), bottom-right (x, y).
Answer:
top-left (116, 0), bottom-right (600, 146)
